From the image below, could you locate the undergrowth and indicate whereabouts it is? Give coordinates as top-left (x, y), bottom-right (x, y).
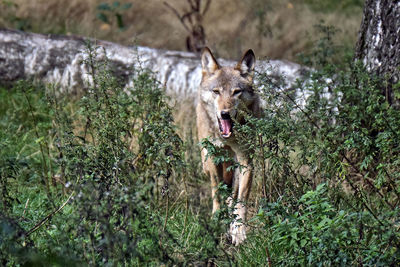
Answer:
top-left (231, 28), bottom-right (400, 265)
top-left (1, 32), bottom-right (400, 266)
top-left (0, 46), bottom-right (227, 266)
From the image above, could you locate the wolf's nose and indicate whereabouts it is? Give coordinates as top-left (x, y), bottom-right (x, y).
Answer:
top-left (221, 111), bottom-right (231, 120)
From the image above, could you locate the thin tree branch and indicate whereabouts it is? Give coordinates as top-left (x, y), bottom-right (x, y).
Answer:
top-left (202, 0), bottom-right (212, 16)
top-left (163, 2), bottom-right (192, 33)
top-left (25, 191), bottom-right (74, 236)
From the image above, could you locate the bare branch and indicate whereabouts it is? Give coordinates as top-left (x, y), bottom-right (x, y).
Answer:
top-left (182, 12), bottom-right (196, 26)
top-left (202, 0), bottom-right (212, 16)
top-left (187, 0), bottom-right (197, 11)
top-left (25, 192), bottom-right (74, 236)
top-left (163, 1), bottom-right (191, 33)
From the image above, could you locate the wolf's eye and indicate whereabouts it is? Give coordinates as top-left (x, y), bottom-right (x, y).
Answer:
top-left (212, 88), bottom-right (220, 95)
top-left (233, 89), bottom-right (243, 96)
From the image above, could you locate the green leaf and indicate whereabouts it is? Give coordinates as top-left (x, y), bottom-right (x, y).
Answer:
top-left (116, 13), bottom-right (124, 29)
top-left (97, 3), bottom-right (111, 10)
top-left (97, 13), bottom-right (109, 23)
top-left (122, 3), bottom-right (132, 10)
top-left (35, 136), bottom-right (44, 144)
top-left (112, 1), bottom-right (120, 8)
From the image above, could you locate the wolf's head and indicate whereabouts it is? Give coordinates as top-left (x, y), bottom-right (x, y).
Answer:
top-left (199, 47), bottom-right (258, 139)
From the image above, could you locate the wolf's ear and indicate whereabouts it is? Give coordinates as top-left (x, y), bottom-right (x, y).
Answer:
top-left (235, 49), bottom-right (255, 78)
top-left (201, 47), bottom-right (220, 75)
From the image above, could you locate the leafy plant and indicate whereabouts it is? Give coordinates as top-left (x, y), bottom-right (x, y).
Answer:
top-left (239, 184), bottom-right (399, 266)
top-left (0, 0), bottom-right (32, 31)
top-left (0, 44), bottom-right (232, 265)
top-left (230, 24), bottom-right (400, 265)
top-left (96, 1), bottom-right (133, 30)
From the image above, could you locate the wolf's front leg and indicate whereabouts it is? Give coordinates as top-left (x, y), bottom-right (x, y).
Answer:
top-left (230, 154), bottom-right (252, 246)
top-left (201, 148), bottom-right (221, 214)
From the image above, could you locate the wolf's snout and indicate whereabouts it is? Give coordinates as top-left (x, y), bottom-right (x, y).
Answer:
top-left (221, 110), bottom-right (231, 120)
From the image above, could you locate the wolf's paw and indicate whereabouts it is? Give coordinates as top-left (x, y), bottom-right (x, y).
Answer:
top-left (230, 222), bottom-right (247, 246)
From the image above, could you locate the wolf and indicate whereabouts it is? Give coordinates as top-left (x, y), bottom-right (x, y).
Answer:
top-left (196, 47), bottom-right (260, 245)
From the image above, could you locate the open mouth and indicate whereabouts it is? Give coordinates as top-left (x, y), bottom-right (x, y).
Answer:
top-left (217, 114), bottom-right (233, 138)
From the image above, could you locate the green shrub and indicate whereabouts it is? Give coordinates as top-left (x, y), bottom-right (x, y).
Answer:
top-left (231, 26), bottom-right (400, 265)
top-left (238, 184), bottom-right (399, 266)
top-left (0, 44), bottom-right (232, 265)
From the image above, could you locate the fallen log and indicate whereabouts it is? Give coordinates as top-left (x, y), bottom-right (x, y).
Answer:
top-left (0, 28), bottom-right (307, 100)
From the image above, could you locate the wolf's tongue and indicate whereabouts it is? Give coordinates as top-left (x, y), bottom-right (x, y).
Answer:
top-left (221, 119), bottom-right (232, 135)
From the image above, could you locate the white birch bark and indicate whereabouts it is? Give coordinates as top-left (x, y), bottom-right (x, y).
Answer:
top-left (355, 0), bottom-right (400, 104)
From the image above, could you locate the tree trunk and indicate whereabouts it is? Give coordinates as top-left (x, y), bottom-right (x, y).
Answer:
top-left (355, 0), bottom-right (400, 104)
top-left (0, 28), bottom-right (306, 102)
